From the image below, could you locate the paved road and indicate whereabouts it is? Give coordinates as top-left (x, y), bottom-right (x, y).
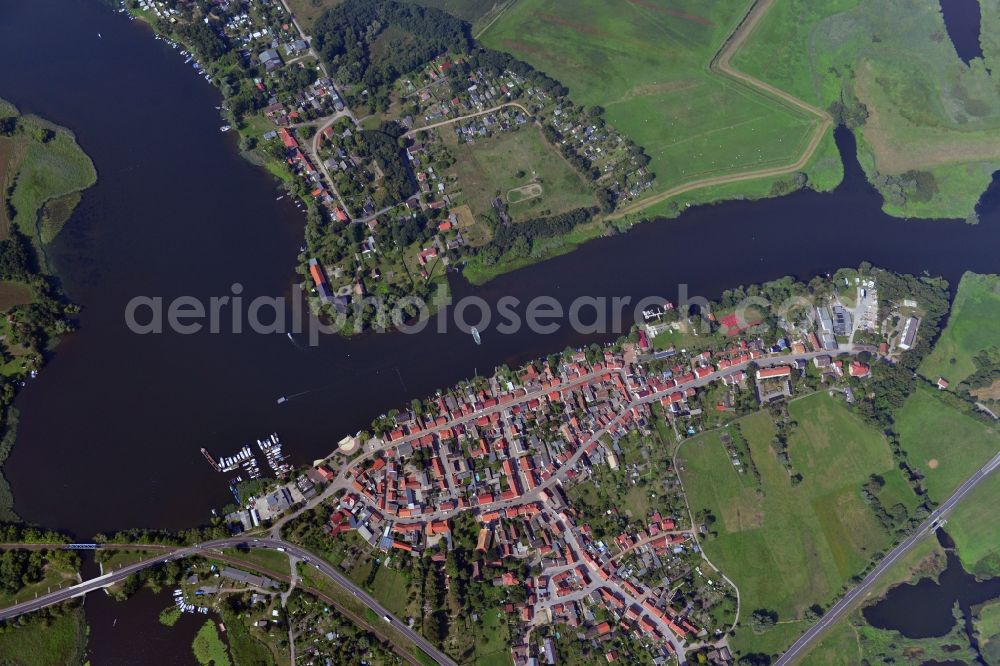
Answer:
top-left (253, 538), bottom-right (457, 666)
top-left (775, 450), bottom-right (1000, 665)
top-left (0, 537), bottom-right (457, 666)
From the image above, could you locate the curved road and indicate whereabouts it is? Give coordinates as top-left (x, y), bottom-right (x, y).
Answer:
top-left (0, 536), bottom-right (456, 666)
top-left (776, 449), bottom-right (1000, 665)
top-left (611, 0), bottom-right (833, 219)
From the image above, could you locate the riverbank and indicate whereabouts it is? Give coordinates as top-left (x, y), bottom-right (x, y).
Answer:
top-left (0, 98), bottom-right (97, 253)
top-left (0, 99), bottom-right (97, 520)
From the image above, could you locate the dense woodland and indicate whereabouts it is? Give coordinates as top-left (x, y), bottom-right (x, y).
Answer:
top-left (476, 207), bottom-right (598, 266)
top-left (314, 0), bottom-right (470, 105)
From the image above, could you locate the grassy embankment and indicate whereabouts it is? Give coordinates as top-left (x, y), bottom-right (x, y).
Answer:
top-left (679, 391), bottom-right (919, 657)
top-left (734, 0), bottom-right (1000, 220)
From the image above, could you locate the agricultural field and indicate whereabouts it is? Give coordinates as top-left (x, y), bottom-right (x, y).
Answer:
top-left (920, 272), bottom-right (1000, 386)
top-left (894, 384), bottom-right (1000, 501)
top-left (480, 0), bottom-right (822, 207)
top-left (441, 125), bottom-right (596, 222)
top-left (0, 281), bottom-right (33, 312)
top-left (734, 0), bottom-right (1000, 219)
top-left (679, 392), bottom-right (911, 657)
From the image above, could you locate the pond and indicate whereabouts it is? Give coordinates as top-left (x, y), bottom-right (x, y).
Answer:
top-left (864, 531), bottom-right (1000, 647)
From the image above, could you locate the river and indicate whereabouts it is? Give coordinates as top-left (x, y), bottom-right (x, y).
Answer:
top-left (2, 0), bottom-right (1000, 544)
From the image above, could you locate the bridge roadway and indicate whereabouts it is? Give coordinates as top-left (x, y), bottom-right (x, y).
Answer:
top-left (0, 537), bottom-right (456, 666)
top-left (775, 450), bottom-right (1000, 664)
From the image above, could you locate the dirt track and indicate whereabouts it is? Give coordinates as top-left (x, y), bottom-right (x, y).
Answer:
top-left (611, 0), bottom-right (833, 219)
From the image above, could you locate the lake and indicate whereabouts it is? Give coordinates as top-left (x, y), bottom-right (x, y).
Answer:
top-left (939, 0), bottom-right (984, 65)
top-left (2, 0), bottom-right (1000, 543)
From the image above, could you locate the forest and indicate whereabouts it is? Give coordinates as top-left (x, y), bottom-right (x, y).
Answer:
top-left (313, 0), bottom-right (470, 100)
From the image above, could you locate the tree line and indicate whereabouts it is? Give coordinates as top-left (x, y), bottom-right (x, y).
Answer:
top-left (476, 207), bottom-right (597, 266)
top-left (314, 0), bottom-right (470, 103)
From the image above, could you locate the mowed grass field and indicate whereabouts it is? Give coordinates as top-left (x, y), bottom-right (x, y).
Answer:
top-left (680, 392), bottom-right (910, 656)
top-left (895, 384), bottom-right (1000, 501)
top-left (480, 0), bottom-right (818, 198)
top-left (947, 473), bottom-right (1000, 577)
top-left (734, 0), bottom-right (1000, 218)
top-left (441, 125), bottom-right (595, 221)
top-left (920, 272), bottom-right (1000, 386)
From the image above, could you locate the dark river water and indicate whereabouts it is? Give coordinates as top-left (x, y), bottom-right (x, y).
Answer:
top-left (939, 0), bottom-right (984, 65)
top-left (3, 0), bottom-right (1000, 540)
top-left (86, 586), bottom-right (205, 665)
top-left (864, 532), bottom-right (1000, 640)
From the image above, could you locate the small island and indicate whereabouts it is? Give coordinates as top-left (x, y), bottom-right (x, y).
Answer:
top-left (0, 98), bottom-right (97, 519)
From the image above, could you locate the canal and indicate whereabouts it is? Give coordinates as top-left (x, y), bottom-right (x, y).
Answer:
top-left (1, 0), bottom-right (1000, 545)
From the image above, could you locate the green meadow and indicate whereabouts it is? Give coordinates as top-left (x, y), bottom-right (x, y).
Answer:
top-left (679, 392), bottom-right (913, 657)
top-left (440, 125), bottom-right (596, 222)
top-left (0, 99), bottom-right (96, 245)
top-left (920, 272), bottom-right (1000, 386)
top-left (480, 0), bottom-right (821, 204)
top-left (895, 384), bottom-right (1000, 501)
top-left (976, 599), bottom-right (1000, 665)
top-left (0, 604), bottom-right (88, 666)
top-left (946, 472), bottom-right (1000, 577)
top-left (734, 0), bottom-right (1000, 219)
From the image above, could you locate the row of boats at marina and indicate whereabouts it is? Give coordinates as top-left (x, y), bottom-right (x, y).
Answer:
top-left (201, 433), bottom-right (292, 482)
top-left (172, 589), bottom-right (209, 615)
top-left (116, 3), bottom-right (215, 87)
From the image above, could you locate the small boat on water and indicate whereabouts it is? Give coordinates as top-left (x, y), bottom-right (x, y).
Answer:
top-left (220, 125), bottom-right (231, 132)
top-left (276, 195), bottom-right (285, 201)
top-left (471, 327), bottom-right (481, 345)
top-left (277, 397), bottom-right (288, 405)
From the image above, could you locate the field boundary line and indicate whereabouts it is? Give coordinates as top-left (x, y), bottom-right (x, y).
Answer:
top-left (610, 0), bottom-right (833, 220)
